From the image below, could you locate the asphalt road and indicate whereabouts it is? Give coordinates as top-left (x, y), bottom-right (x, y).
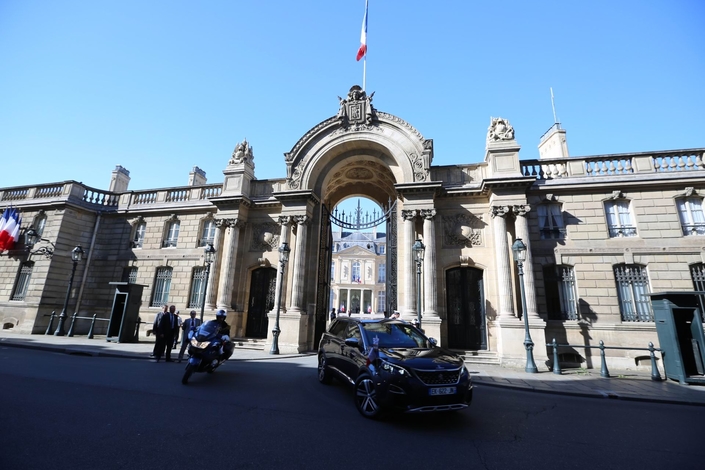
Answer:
top-left (1, 346), bottom-right (703, 470)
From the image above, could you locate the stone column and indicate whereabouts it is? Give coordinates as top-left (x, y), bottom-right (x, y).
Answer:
top-left (401, 209), bottom-right (417, 318)
top-left (217, 218), bottom-right (245, 311)
top-left (420, 209), bottom-right (438, 318)
top-left (288, 215), bottom-right (309, 315)
top-left (205, 218), bottom-right (225, 310)
top-left (513, 205), bottom-right (540, 320)
top-left (272, 216), bottom-right (291, 314)
top-left (491, 206), bottom-right (514, 319)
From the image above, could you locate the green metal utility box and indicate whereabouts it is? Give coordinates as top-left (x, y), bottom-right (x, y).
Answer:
top-left (106, 282), bottom-right (144, 343)
top-left (648, 291), bottom-right (705, 385)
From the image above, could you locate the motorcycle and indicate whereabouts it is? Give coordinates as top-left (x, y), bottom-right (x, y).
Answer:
top-left (181, 320), bottom-right (231, 384)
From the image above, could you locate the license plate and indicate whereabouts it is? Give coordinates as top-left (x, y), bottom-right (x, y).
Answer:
top-left (429, 386), bottom-right (456, 396)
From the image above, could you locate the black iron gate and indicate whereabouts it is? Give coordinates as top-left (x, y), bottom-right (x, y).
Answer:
top-left (314, 205), bottom-right (333, 346)
top-left (386, 200), bottom-right (397, 316)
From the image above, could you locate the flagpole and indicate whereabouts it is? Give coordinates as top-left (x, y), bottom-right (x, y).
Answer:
top-left (363, 56), bottom-right (366, 92)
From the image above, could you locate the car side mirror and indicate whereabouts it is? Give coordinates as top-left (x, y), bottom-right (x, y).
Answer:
top-left (344, 337), bottom-right (361, 349)
top-left (428, 337), bottom-right (438, 348)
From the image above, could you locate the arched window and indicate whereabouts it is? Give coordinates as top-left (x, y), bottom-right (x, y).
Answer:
top-left (188, 267), bottom-right (207, 308)
top-left (163, 219), bottom-right (180, 248)
top-left (33, 213), bottom-right (47, 238)
top-left (352, 261), bottom-right (361, 283)
top-left (605, 199), bottom-right (636, 237)
top-left (200, 219), bottom-right (216, 246)
top-left (132, 221), bottom-right (146, 248)
top-left (677, 197), bottom-right (705, 236)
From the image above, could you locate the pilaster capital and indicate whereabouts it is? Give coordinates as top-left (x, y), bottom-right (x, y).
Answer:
top-left (512, 204), bottom-right (531, 217)
top-left (218, 218), bottom-right (246, 230)
top-left (420, 209), bottom-right (437, 220)
top-left (401, 209), bottom-right (418, 221)
top-left (278, 215), bottom-right (292, 226)
top-left (294, 215), bottom-right (310, 226)
top-left (490, 205), bottom-right (510, 218)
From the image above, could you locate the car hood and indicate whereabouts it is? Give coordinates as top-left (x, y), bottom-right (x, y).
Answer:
top-left (380, 347), bottom-right (463, 368)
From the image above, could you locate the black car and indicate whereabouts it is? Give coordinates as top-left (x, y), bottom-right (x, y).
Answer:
top-left (317, 317), bottom-right (473, 419)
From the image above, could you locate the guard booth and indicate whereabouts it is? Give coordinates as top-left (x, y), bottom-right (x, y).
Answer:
top-left (106, 282), bottom-right (144, 343)
top-left (649, 291), bottom-right (705, 385)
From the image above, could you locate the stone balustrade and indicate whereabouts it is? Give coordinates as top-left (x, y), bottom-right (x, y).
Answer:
top-left (521, 148), bottom-right (705, 181)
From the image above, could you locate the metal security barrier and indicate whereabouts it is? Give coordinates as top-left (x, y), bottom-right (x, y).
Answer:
top-left (44, 312), bottom-right (109, 339)
top-left (549, 338), bottom-right (663, 381)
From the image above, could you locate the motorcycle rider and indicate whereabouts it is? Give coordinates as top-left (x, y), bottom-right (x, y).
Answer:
top-left (214, 309), bottom-right (234, 361)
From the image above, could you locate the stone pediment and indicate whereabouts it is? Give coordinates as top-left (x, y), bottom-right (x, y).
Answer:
top-left (338, 245), bottom-right (374, 256)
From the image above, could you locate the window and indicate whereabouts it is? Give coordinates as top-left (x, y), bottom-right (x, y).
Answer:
top-left (188, 267), bottom-right (207, 309)
top-left (543, 265), bottom-right (578, 320)
top-left (133, 222), bottom-right (146, 248)
top-left (689, 263), bottom-right (705, 322)
top-left (122, 266), bottom-right (138, 284)
top-left (151, 267), bottom-right (173, 307)
top-left (163, 220), bottom-right (180, 248)
top-left (378, 263), bottom-right (386, 283)
top-left (330, 262), bottom-right (336, 282)
top-left (377, 291), bottom-right (385, 313)
top-left (614, 264), bottom-right (652, 321)
top-left (10, 262), bottom-right (33, 301)
top-left (34, 214), bottom-right (47, 238)
top-left (379, 245), bottom-right (385, 254)
top-left (537, 204), bottom-right (565, 239)
top-left (677, 198), bottom-right (705, 236)
top-left (605, 200), bottom-right (637, 237)
top-left (352, 261), bottom-right (361, 283)
top-left (200, 219), bottom-right (216, 246)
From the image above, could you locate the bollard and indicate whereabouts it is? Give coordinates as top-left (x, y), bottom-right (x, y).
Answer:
top-left (45, 311), bottom-right (56, 335)
top-left (599, 340), bottom-right (610, 378)
top-left (67, 313), bottom-right (78, 337)
top-left (87, 314), bottom-right (97, 339)
top-left (649, 342), bottom-right (662, 382)
top-left (552, 338), bottom-right (562, 375)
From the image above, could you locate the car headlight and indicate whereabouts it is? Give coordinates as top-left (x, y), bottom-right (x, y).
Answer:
top-left (380, 360), bottom-right (408, 376)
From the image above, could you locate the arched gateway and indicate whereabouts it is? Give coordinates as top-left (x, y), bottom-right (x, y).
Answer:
top-left (208, 85), bottom-right (541, 362)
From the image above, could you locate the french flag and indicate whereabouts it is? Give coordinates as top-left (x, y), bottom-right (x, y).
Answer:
top-left (0, 207), bottom-right (22, 251)
top-left (356, 0), bottom-right (368, 61)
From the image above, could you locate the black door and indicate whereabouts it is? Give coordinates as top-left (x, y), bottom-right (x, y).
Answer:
top-left (246, 267), bottom-right (277, 338)
top-left (446, 267), bottom-right (486, 350)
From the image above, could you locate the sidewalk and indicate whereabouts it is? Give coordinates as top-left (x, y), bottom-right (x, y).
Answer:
top-left (2, 330), bottom-right (705, 406)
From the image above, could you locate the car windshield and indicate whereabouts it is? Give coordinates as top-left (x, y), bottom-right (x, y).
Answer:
top-left (361, 322), bottom-right (429, 349)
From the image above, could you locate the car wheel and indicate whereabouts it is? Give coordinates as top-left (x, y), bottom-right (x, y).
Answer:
top-left (318, 354), bottom-right (333, 384)
top-left (354, 373), bottom-right (383, 419)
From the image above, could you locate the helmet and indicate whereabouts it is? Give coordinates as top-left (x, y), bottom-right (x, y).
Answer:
top-left (216, 309), bottom-right (227, 319)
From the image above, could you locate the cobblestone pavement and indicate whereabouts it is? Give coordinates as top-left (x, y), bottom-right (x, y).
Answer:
top-left (2, 330), bottom-right (704, 406)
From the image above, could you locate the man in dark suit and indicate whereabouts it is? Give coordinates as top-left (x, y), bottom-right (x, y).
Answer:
top-left (178, 310), bottom-right (202, 363)
top-left (154, 305), bottom-right (178, 362)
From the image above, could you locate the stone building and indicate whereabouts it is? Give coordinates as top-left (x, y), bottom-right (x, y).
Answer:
top-left (1, 85), bottom-right (704, 370)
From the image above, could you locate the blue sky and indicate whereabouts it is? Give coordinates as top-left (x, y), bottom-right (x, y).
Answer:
top-left (1, 0), bottom-right (703, 200)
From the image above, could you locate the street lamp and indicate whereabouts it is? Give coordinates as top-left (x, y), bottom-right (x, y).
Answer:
top-left (512, 238), bottom-right (538, 373)
top-left (25, 228), bottom-right (55, 258)
top-left (270, 242), bottom-right (291, 354)
top-left (412, 239), bottom-right (425, 328)
top-left (199, 243), bottom-right (216, 323)
top-left (54, 246), bottom-right (85, 336)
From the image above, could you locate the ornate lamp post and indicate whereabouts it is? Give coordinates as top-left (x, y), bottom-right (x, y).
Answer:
top-left (54, 246), bottom-right (85, 336)
top-left (512, 238), bottom-right (538, 373)
top-left (270, 242), bottom-right (290, 354)
top-left (199, 243), bottom-right (216, 323)
top-left (25, 228), bottom-right (55, 258)
top-left (412, 239), bottom-right (425, 328)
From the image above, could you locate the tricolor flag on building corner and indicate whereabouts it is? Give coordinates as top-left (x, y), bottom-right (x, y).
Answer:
top-left (356, 0), bottom-right (368, 61)
top-left (0, 207), bottom-right (22, 251)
